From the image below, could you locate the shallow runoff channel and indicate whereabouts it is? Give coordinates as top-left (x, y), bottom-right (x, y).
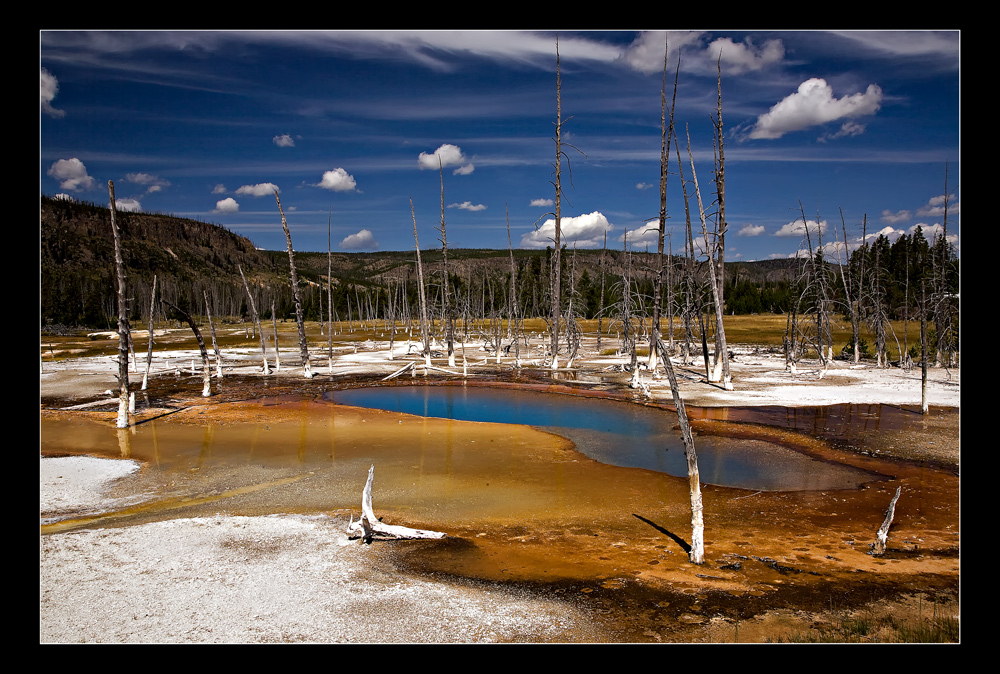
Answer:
top-left (325, 385), bottom-right (883, 492)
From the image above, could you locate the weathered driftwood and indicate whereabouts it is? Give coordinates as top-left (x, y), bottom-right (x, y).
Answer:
top-left (347, 465), bottom-right (446, 543)
top-left (871, 486), bottom-right (902, 556)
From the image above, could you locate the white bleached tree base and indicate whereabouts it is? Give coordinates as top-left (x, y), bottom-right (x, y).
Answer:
top-left (347, 465), bottom-right (446, 543)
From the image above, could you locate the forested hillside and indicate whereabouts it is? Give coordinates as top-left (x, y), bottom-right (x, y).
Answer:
top-left (40, 196), bottom-right (956, 347)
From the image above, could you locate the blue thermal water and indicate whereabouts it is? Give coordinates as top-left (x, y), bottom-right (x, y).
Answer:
top-left (326, 386), bottom-right (882, 491)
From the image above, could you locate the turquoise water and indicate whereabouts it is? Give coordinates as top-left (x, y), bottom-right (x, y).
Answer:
top-left (326, 386), bottom-right (883, 491)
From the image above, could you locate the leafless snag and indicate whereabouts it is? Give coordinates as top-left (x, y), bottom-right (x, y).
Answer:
top-left (203, 290), bottom-right (223, 378)
top-left (410, 198), bottom-right (432, 368)
top-left (162, 298), bottom-right (212, 397)
top-left (238, 264), bottom-right (270, 375)
top-left (108, 181), bottom-right (131, 428)
top-left (141, 274), bottom-right (157, 390)
top-left (275, 191), bottom-right (313, 378)
top-left (654, 336), bottom-right (704, 564)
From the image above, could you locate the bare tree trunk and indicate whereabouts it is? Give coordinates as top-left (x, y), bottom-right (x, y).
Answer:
top-left (550, 36), bottom-right (564, 371)
top-left (838, 209), bottom-right (861, 364)
top-left (203, 291), bottom-right (223, 378)
top-left (410, 198), bottom-right (432, 367)
top-left (108, 181), bottom-right (131, 428)
top-left (710, 58), bottom-right (730, 387)
top-left (921, 280), bottom-right (929, 414)
top-left (648, 35), bottom-right (676, 371)
top-left (437, 159), bottom-right (456, 367)
top-left (686, 125), bottom-right (732, 390)
top-left (275, 191), bottom-right (313, 378)
top-left (654, 337), bottom-right (704, 564)
top-left (506, 206), bottom-right (521, 367)
top-left (597, 232), bottom-right (607, 352)
top-left (141, 275), bottom-right (157, 390)
top-left (328, 208), bottom-right (334, 371)
top-left (163, 299), bottom-right (211, 397)
top-left (238, 265), bottom-right (270, 375)
top-left (272, 301), bottom-right (281, 371)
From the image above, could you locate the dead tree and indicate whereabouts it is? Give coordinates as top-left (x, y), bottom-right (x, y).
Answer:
top-left (673, 123), bottom-right (698, 366)
top-left (597, 232), bottom-right (607, 351)
top-left (347, 465), bottom-right (446, 543)
top-left (921, 279), bottom-right (929, 414)
top-left (141, 275), bottom-right (157, 390)
top-left (327, 208), bottom-right (334, 370)
top-left (799, 202), bottom-right (834, 372)
top-left (932, 164), bottom-right (958, 368)
top-left (410, 198), bottom-right (432, 367)
top-left (238, 264), bottom-right (270, 375)
top-left (837, 209), bottom-right (862, 364)
top-left (564, 246), bottom-right (583, 367)
top-left (108, 181), bottom-right (131, 428)
top-left (271, 301), bottom-right (281, 371)
top-left (648, 35), bottom-right (678, 371)
top-left (506, 205), bottom-right (522, 366)
top-left (686, 125), bottom-right (732, 389)
top-left (549, 36), bottom-right (565, 370)
top-left (275, 191), bottom-right (313, 378)
top-left (709, 57), bottom-right (731, 386)
top-left (654, 337), bottom-right (705, 564)
top-left (203, 290), bottom-right (223, 378)
top-left (437, 158), bottom-right (456, 367)
top-left (162, 299), bottom-right (211, 397)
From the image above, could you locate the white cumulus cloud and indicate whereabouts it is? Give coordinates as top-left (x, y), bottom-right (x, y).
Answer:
top-left (340, 229), bottom-right (377, 250)
top-left (236, 182), bottom-right (280, 197)
top-left (520, 211), bottom-right (614, 249)
top-left (530, 198), bottom-right (553, 207)
top-left (115, 197), bottom-right (142, 212)
top-left (748, 78), bottom-right (883, 140)
top-left (775, 217), bottom-right (828, 238)
top-left (418, 143), bottom-right (474, 174)
top-left (214, 197), bottom-right (239, 213)
top-left (273, 134), bottom-right (295, 147)
top-left (319, 168), bottom-right (358, 192)
top-left (621, 220), bottom-right (662, 247)
top-left (738, 224), bottom-right (766, 236)
top-left (47, 158), bottom-right (96, 192)
top-left (41, 67), bottom-right (65, 118)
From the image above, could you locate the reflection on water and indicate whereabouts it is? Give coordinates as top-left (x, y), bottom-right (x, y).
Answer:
top-left (326, 386), bottom-right (885, 492)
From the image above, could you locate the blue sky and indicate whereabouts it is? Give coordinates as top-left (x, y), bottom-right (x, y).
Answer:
top-left (40, 30), bottom-right (960, 262)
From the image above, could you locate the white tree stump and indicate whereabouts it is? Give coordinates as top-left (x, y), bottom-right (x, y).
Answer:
top-left (347, 465), bottom-right (446, 543)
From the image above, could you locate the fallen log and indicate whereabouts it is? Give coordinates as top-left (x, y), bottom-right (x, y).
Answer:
top-left (871, 486), bottom-right (902, 556)
top-left (347, 465), bottom-right (446, 543)
top-left (382, 361), bottom-right (415, 381)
